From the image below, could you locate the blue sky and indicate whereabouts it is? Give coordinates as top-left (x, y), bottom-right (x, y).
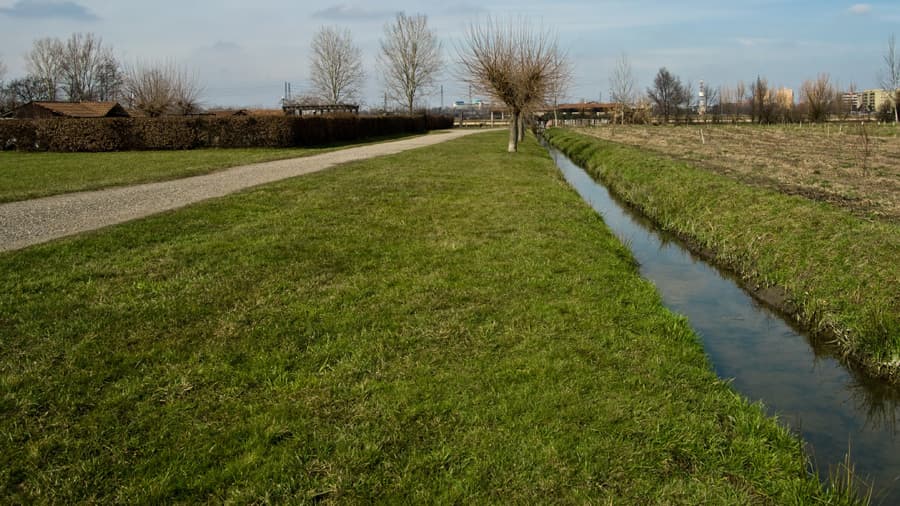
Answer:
top-left (0, 0), bottom-right (898, 108)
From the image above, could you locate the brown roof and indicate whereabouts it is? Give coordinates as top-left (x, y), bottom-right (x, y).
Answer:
top-left (32, 101), bottom-right (128, 118)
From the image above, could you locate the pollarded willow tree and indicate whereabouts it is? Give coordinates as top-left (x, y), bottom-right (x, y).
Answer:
top-left (309, 26), bottom-right (365, 105)
top-left (378, 13), bottom-right (442, 115)
top-left (458, 17), bottom-right (570, 153)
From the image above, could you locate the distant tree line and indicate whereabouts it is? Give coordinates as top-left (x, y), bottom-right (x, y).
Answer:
top-left (0, 33), bottom-right (204, 117)
top-left (305, 12), bottom-right (443, 116)
top-left (609, 35), bottom-right (900, 125)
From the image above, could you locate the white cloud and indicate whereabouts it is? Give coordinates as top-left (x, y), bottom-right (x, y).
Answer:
top-left (848, 3), bottom-right (872, 14)
top-left (0, 0), bottom-right (97, 20)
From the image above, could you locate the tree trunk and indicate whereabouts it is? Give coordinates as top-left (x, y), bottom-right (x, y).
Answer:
top-left (508, 110), bottom-right (519, 153)
top-left (517, 113), bottom-right (525, 142)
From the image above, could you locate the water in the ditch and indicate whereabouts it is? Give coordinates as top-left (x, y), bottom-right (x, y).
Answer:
top-left (547, 146), bottom-right (900, 503)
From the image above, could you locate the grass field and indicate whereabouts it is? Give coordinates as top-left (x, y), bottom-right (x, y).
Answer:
top-left (0, 133), bottom-right (422, 203)
top-left (0, 131), bottom-right (857, 503)
top-left (577, 124), bottom-right (900, 222)
top-left (545, 127), bottom-right (900, 382)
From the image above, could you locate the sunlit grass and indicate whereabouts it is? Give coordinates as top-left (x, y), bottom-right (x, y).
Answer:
top-left (0, 133), bottom-right (420, 203)
top-left (0, 131), bottom-right (862, 503)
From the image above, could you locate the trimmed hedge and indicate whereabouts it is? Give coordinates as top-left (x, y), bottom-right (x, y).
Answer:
top-left (0, 114), bottom-right (454, 152)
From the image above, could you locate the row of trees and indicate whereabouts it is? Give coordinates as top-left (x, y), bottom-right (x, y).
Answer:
top-left (0, 33), bottom-right (203, 116)
top-left (307, 13), bottom-right (442, 116)
top-left (308, 15), bottom-right (570, 153)
top-left (609, 34), bottom-right (900, 124)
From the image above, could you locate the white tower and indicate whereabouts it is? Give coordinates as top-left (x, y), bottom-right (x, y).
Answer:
top-left (698, 80), bottom-right (707, 115)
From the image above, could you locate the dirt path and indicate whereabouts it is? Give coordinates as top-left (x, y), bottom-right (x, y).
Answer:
top-left (0, 129), bottom-right (493, 252)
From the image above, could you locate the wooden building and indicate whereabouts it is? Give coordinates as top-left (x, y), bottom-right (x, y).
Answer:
top-left (14, 101), bottom-right (130, 119)
top-left (282, 103), bottom-right (359, 116)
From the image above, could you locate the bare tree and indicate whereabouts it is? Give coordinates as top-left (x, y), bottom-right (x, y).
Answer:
top-left (378, 13), bottom-right (442, 115)
top-left (879, 34), bottom-right (900, 123)
top-left (647, 67), bottom-right (684, 123)
top-left (56, 33), bottom-right (124, 102)
top-left (0, 55), bottom-right (6, 82)
top-left (6, 76), bottom-right (54, 103)
top-left (125, 60), bottom-right (203, 116)
top-left (838, 82), bottom-right (858, 119)
top-left (609, 52), bottom-right (635, 125)
top-left (309, 26), bottom-right (365, 105)
top-left (801, 73), bottom-right (836, 123)
top-left (735, 80), bottom-right (747, 120)
top-left (27, 37), bottom-right (64, 101)
top-left (681, 80), bottom-right (695, 123)
top-left (95, 51), bottom-right (124, 101)
top-left (458, 17), bottom-right (570, 153)
top-left (751, 76), bottom-right (776, 124)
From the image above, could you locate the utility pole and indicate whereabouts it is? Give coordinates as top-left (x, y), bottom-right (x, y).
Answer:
top-left (383, 92), bottom-right (388, 113)
top-left (440, 85), bottom-right (444, 111)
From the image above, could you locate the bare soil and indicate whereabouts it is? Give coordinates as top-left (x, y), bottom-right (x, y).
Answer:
top-left (577, 124), bottom-right (900, 222)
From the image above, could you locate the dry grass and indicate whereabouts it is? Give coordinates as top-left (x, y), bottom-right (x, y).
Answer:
top-left (579, 124), bottom-right (900, 222)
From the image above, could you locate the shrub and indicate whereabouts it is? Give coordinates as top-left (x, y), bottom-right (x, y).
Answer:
top-left (0, 114), bottom-right (455, 152)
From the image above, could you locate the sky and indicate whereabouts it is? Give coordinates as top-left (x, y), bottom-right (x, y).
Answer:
top-left (0, 0), bottom-right (898, 108)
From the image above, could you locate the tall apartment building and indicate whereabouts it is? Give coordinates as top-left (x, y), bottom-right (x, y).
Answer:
top-left (859, 89), bottom-right (894, 112)
top-left (841, 92), bottom-right (860, 110)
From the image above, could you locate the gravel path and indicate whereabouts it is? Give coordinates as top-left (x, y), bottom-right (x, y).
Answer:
top-left (0, 129), bottom-right (491, 252)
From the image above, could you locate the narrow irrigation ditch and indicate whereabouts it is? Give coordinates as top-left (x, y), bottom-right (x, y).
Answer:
top-left (546, 144), bottom-right (900, 502)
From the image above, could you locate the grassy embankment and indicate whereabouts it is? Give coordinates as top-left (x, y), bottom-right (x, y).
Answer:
top-left (0, 131), bottom-right (859, 503)
top-left (545, 127), bottom-right (900, 382)
top-left (0, 133), bottom-right (424, 203)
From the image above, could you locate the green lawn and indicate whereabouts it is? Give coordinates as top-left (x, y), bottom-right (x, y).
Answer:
top-left (0, 134), bottom-right (420, 203)
top-left (0, 131), bottom-right (857, 503)
top-left (545, 127), bottom-right (900, 382)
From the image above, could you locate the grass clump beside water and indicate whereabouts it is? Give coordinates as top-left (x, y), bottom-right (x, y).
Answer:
top-left (0, 133), bottom-right (420, 203)
top-left (545, 127), bottom-right (900, 381)
top-left (0, 131), bottom-right (860, 503)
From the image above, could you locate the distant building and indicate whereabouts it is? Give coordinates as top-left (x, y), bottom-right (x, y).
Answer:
top-left (281, 103), bottom-right (359, 116)
top-left (14, 101), bottom-right (130, 119)
top-left (841, 92), bottom-right (860, 111)
top-left (553, 101), bottom-right (617, 116)
top-left (453, 99), bottom-right (486, 110)
top-left (774, 87), bottom-right (794, 108)
top-left (859, 89), bottom-right (894, 112)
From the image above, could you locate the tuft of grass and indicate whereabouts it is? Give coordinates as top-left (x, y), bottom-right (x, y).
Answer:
top-left (0, 133), bottom-right (422, 203)
top-left (545, 127), bottom-right (900, 381)
top-left (0, 131), bottom-right (861, 502)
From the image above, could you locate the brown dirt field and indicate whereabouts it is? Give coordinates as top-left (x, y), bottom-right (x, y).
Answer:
top-left (575, 124), bottom-right (900, 222)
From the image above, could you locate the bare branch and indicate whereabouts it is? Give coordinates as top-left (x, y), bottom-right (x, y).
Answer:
top-left (646, 67), bottom-right (684, 123)
top-left (378, 13), bottom-right (442, 115)
top-left (27, 37), bottom-right (64, 101)
top-left (124, 60), bottom-right (203, 116)
top-left (879, 34), bottom-right (900, 123)
top-left (609, 52), bottom-right (635, 124)
top-left (801, 73), bottom-right (836, 123)
top-left (457, 16), bottom-right (570, 152)
top-left (309, 26), bottom-right (365, 105)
